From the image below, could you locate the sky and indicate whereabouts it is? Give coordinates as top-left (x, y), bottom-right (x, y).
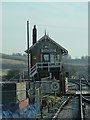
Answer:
top-left (1, 1), bottom-right (88, 58)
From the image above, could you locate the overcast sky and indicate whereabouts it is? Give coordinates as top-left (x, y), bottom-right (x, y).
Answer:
top-left (1, 2), bottom-right (88, 58)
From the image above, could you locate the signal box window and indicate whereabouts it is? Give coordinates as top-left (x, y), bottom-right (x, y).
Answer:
top-left (43, 53), bottom-right (50, 62)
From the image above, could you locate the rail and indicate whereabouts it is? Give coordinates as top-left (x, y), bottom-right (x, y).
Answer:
top-left (79, 78), bottom-right (84, 120)
top-left (52, 96), bottom-right (71, 120)
top-left (82, 96), bottom-right (90, 103)
top-left (79, 94), bottom-right (84, 120)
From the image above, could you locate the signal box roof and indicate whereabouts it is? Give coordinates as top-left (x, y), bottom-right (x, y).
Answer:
top-left (25, 34), bottom-right (68, 55)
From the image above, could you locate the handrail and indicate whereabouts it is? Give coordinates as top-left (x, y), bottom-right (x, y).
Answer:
top-left (30, 63), bottom-right (37, 77)
top-left (30, 62), bottom-right (61, 77)
top-left (37, 62), bottom-right (61, 68)
top-left (30, 64), bottom-right (37, 72)
top-left (36, 62), bottom-right (61, 65)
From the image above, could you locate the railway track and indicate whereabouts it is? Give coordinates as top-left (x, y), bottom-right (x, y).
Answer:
top-left (52, 96), bottom-right (71, 120)
top-left (52, 96), bottom-right (80, 120)
top-left (51, 78), bottom-right (90, 120)
top-left (84, 102), bottom-right (90, 119)
top-left (81, 76), bottom-right (90, 120)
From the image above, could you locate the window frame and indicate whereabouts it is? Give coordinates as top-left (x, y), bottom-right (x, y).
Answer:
top-left (42, 53), bottom-right (50, 62)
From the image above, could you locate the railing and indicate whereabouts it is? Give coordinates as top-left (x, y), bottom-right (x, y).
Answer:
top-left (37, 62), bottom-right (61, 68)
top-left (30, 64), bottom-right (37, 77)
top-left (30, 62), bottom-right (62, 77)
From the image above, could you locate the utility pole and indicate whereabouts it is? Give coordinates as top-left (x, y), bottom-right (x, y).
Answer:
top-left (26, 21), bottom-right (30, 99)
top-left (27, 21), bottom-right (30, 80)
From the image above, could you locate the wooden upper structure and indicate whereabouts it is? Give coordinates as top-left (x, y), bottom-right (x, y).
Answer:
top-left (25, 26), bottom-right (68, 80)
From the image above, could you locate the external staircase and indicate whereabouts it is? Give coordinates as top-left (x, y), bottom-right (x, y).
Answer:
top-left (30, 62), bottom-right (62, 78)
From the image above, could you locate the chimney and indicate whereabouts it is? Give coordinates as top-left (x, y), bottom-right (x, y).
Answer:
top-left (32, 25), bottom-right (37, 45)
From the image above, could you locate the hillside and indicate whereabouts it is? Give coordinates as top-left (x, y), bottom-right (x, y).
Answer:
top-left (0, 53), bottom-right (28, 76)
top-left (0, 53), bottom-right (27, 61)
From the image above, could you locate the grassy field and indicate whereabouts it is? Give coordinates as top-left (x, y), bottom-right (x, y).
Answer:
top-left (2, 58), bottom-right (27, 65)
top-left (0, 54), bottom-right (27, 76)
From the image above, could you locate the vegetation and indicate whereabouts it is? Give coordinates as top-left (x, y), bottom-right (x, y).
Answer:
top-left (3, 69), bottom-right (28, 80)
top-left (3, 69), bottom-right (21, 80)
top-left (0, 53), bottom-right (27, 69)
top-left (63, 55), bottom-right (88, 79)
top-left (1, 53), bottom-right (89, 80)
top-left (0, 53), bottom-right (27, 61)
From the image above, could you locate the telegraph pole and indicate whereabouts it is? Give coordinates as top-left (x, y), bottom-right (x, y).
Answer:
top-left (27, 21), bottom-right (30, 80)
top-left (26, 20), bottom-right (30, 99)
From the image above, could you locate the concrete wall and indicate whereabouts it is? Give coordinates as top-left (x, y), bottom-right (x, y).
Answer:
top-left (17, 82), bottom-right (26, 102)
